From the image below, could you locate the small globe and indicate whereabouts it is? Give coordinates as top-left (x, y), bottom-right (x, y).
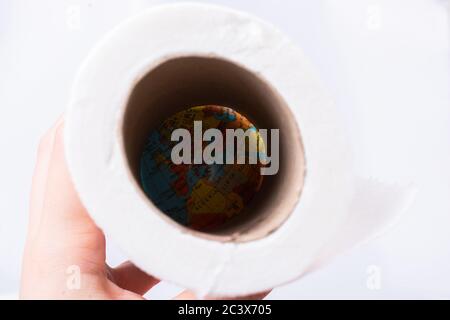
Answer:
top-left (140, 105), bottom-right (265, 231)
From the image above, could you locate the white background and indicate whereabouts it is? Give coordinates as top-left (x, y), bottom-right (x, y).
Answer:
top-left (0, 0), bottom-right (448, 299)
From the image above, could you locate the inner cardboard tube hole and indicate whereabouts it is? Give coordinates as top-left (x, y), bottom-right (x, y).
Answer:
top-left (122, 55), bottom-right (305, 242)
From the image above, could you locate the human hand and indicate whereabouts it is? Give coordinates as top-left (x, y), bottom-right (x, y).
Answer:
top-left (20, 117), bottom-right (269, 300)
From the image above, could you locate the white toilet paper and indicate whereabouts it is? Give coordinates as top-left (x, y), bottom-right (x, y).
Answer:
top-left (65, 3), bottom-right (414, 297)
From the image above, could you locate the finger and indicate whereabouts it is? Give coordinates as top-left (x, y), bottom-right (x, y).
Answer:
top-left (173, 290), bottom-right (271, 300)
top-left (27, 115), bottom-right (64, 240)
top-left (24, 118), bottom-right (106, 274)
top-left (173, 290), bottom-right (196, 300)
top-left (109, 261), bottom-right (160, 295)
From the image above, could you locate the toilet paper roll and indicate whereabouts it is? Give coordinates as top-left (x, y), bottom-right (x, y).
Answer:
top-left (65, 3), bottom-right (414, 297)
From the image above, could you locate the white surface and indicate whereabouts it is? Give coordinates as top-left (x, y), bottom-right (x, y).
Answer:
top-left (0, 0), bottom-right (449, 299)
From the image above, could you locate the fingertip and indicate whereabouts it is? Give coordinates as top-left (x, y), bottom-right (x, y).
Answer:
top-left (110, 261), bottom-right (160, 295)
top-left (173, 289), bottom-right (272, 300)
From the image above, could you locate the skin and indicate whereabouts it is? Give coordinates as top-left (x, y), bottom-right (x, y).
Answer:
top-left (20, 117), bottom-right (269, 300)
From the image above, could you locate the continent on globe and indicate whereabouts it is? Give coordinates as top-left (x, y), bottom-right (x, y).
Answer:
top-left (140, 105), bottom-right (265, 231)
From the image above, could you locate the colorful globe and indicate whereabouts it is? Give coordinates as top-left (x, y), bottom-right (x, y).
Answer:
top-left (139, 105), bottom-right (265, 231)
